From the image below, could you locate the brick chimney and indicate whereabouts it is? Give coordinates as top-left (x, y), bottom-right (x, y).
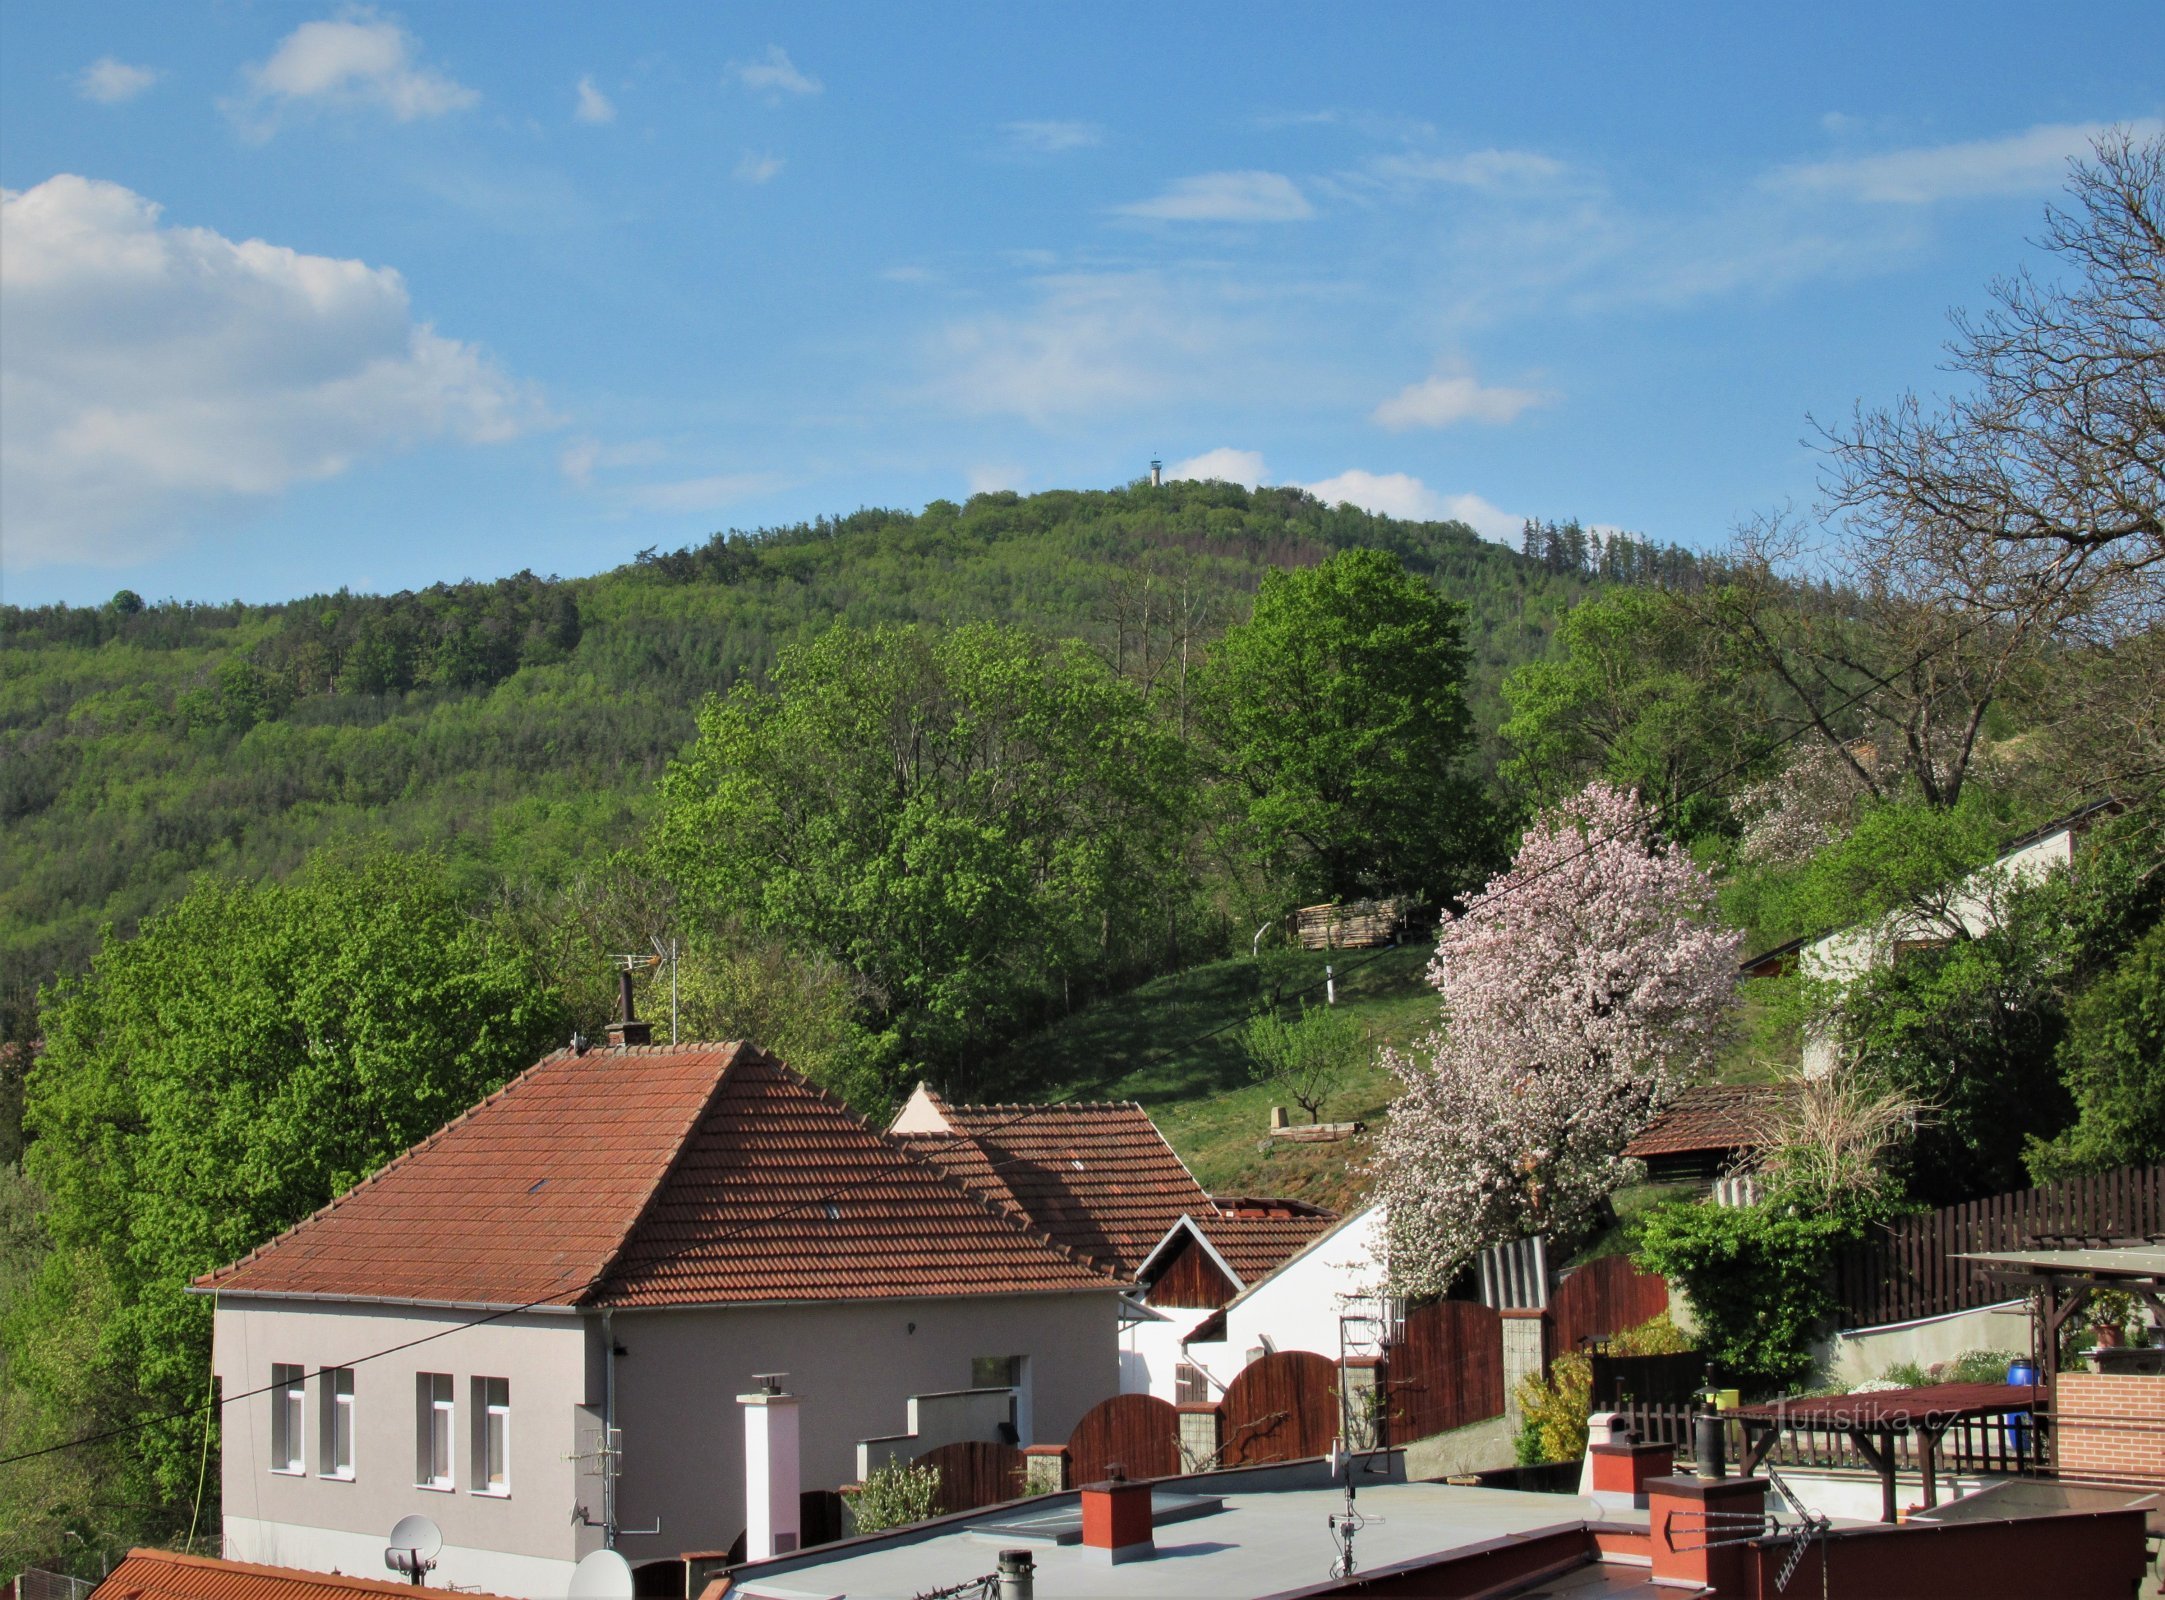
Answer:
top-left (1079, 1475), bottom-right (1153, 1564)
top-left (607, 967), bottom-right (653, 1049)
top-left (739, 1375), bottom-right (801, 1559)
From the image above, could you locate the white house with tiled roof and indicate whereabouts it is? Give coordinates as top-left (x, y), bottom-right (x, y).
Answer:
top-left (199, 1043), bottom-right (1123, 1599)
top-left (886, 1084), bottom-right (1345, 1402)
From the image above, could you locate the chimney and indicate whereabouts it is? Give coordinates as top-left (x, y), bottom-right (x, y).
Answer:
top-left (607, 967), bottom-right (653, 1049)
top-left (739, 1375), bottom-right (801, 1560)
top-left (1079, 1473), bottom-right (1153, 1564)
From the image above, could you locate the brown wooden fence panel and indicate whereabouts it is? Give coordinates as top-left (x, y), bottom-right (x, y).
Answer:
top-left (1387, 1301), bottom-right (1504, 1441)
top-left (1066, 1393), bottom-right (1182, 1485)
top-left (1217, 1350), bottom-right (1339, 1467)
top-left (1549, 1255), bottom-right (1670, 1356)
top-left (1835, 1165), bottom-right (2165, 1328)
top-left (914, 1440), bottom-right (1028, 1515)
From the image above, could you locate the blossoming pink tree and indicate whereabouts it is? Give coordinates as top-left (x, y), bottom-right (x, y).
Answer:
top-left (1375, 782), bottom-right (1742, 1295)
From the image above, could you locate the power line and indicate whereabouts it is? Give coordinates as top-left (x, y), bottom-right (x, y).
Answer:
top-left (3, 609), bottom-right (1987, 1471)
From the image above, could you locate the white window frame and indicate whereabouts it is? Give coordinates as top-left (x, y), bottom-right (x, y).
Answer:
top-left (270, 1363), bottom-right (305, 1475)
top-left (472, 1375), bottom-right (511, 1496)
top-left (416, 1372), bottom-right (455, 1490)
top-left (320, 1366), bottom-right (355, 1480)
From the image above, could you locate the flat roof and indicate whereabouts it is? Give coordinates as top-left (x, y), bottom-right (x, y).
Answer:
top-left (1954, 1245), bottom-right (2165, 1278)
top-left (728, 1481), bottom-right (1610, 1600)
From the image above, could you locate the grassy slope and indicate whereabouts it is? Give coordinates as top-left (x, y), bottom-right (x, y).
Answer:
top-left (984, 942), bottom-right (1441, 1211)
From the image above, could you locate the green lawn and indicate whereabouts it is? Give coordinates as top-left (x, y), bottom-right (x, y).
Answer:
top-left (983, 942), bottom-right (1441, 1210)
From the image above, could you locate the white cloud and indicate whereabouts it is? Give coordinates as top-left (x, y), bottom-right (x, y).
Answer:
top-left (574, 75), bottom-right (615, 125)
top-left (735, 150), bottom-right (784, 185)
top-left (1371, 148), bottom-right (1566, 191)
top-left (929, 271), bottom-right (1261, 425)
top-left (1169, 447), bottom-right (1268, 487)
top-left (1372, 368), bottom-right (1551, 430)
top-left (966, 463), bottom-right (1026, 494)
top-left (1300, 472), bottom-right (1519, 542)
top-left (1003, 120), bottom-right (1102, 154)
top-left (0, 174), bottom-right (543, 570)
top-left (1302, 468), bottom-right (1445, 520)
top-left (1117, 170), bottom-right (1313, 222)
top-left (732, 45), bottom-right (820, 98)
top-left (76, 58), bottom-right (161, 104)
top-left (1433, 492), bottom-right (1521, 544)
top-left (559, 437), bottom-right (663, 487)
top-left (624, 472), bottom-right (783, 512)
top-left (229, 11), bottom-right (477, 135)
top-left (1771, 119), bottom-right (2158, 204)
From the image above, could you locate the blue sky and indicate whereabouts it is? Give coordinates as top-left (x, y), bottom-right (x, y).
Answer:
top-left (2, 3), bottom-right (2159, 606)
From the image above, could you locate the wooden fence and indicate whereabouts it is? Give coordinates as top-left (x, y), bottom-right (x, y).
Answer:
top-left (1066, 1392), bottom-right (1182, 1486)
top-left (1217, 1349), bottom-right (1340, 1466)
top-left (1549, 1254), bottom-right (1671, 1356)
top-left (1589, 1350), bottom-right (1703, 1410)
top-left (1834, 1165), bottom-right (2165, 1328)
top-left (1387, 1300), bottom-right (1505, 1440)
top-left (914, 1439), bottom-right (1029, 1515)
top-left (1614, 1403), bottom-right (2044, 1477)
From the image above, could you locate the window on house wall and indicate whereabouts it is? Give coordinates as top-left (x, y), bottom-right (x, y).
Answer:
top-left (271, 1364), bottom-right (305, 1474)
top-left (416, 1373), bottom-right (454, 1489)
top-left (1174, 1363), bottom-right (1211, 1404)
top-left (321, 1367), bottom-right (355, 1479)
top-left (970, 1355), bottom-right (1022, 1389)
top-left (472, 1376), bottom-right (510, 1494)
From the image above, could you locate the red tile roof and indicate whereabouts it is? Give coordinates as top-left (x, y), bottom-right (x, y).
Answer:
top-left (92, 1551), bottom-right (513, 1600)
top-left (895, 1100), bottom-right (1216, 1275)
top-left (1191, 1209), bottom-right (1340, 1285)
top-left (1623, 1084), bottom-right (1789, 1159)
top-left (199, 1044), bottom-right (1114, 1308)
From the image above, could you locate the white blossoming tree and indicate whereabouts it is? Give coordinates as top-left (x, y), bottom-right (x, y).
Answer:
top-left (1376, 782), bottom-right (1742, 1295)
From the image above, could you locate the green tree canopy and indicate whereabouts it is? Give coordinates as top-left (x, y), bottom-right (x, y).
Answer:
top-left (1196, 547), bottom-right (1486, 904)
top-left (2028, 919), bottom-right (2165, 1180)
top-left (650, 622), bottom-right (1197, 1082)
top-left (12, 853), bottom-right (566, 1524)
top-left (1499, 587), bottom-right (1764, 840)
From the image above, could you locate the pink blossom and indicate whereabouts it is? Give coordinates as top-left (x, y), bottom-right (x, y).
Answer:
top-left (1375, 782), bottom-right (1741, 1294)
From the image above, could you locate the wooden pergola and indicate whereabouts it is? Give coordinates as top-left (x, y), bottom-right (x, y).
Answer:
top-left (1954, 1243), bottom-right (2165, 1387)
top-left (1726, 1383), bottom-right (2045, 1524)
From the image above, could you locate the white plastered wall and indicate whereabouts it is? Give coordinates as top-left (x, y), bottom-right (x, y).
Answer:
top-left (1180, 1207), bottom-right (1386, 1396)
top-left (212, 1297), bottom-right (599, 1598)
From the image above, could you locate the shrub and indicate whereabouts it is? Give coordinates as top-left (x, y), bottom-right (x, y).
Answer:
top-left (1513, 1353), bottom-right (1594, 1465)
top-left (1635, 1199), bottom-right (1885, 1393)
top-left (844, 1461), bottom-right (942, 1534)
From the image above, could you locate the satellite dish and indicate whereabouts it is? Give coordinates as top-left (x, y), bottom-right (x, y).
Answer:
top-left (385, 1515), bottom-right (442, 1583)
top-left (568, 1550), bottom-right (635, 1600)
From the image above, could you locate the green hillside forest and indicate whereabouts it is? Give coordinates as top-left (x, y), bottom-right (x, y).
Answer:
top-left (0, 483), bottom-right (1692, 1048)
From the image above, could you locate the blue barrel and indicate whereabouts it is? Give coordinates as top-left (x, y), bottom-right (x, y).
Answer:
top-left (2005, 1358), bottom-right (2037, 1455)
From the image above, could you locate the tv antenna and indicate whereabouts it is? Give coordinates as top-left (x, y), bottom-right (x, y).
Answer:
top-left (384, 1514), bottom-right (441, 1586)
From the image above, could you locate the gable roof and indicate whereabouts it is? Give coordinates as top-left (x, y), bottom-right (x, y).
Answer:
top-left (1135, 1206), bottom-right (1340, 1295)
top-left (92, 1551), bottom-right (514, 1600)
top-left (199, 1044), bottom-right (1114, 1309)
top-left (891, 1094), bottom-right (1217, 1275)
top-left (1623, 1083), bottom-right (1788, 1159)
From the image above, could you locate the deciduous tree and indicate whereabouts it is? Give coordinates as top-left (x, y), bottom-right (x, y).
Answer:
top-left (1374, 783), bottom-right (1740, 1293)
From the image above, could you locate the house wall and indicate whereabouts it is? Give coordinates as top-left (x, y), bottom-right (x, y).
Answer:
top-left (1799, 829), bottom-right (2075, 1073)
top-left (1181, 1208), bottom-right (1386, 1394)
top-left (2056, 1373), bottom-right (2165, 1484)
top-left (1119, 1310), bottom-right (1203, 1400)
top-left (607, 1289), bottom-right (1121, 1566)
top-left (1823, 1299), bottom-right (2031, 1388)
top-left (212, 1298), bottom-right (600, 1597)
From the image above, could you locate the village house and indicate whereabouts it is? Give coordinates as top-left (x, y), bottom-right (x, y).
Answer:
top-left (886, 1084), bottom-right (1342, 1402)
top-left (196, 1042), bottom-right (1125, 1599)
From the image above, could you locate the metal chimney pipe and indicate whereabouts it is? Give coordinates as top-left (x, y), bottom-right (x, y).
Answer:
top-left (617, 968), bottom-right (637, 1025)
top-left (997, 1549), bottom-right (1034, 1600)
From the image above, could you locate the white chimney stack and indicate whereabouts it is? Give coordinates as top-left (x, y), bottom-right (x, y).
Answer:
top-left (739, 1375), bottom-right (801, 1559)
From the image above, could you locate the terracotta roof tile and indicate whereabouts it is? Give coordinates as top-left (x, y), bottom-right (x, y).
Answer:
top-left (1192, 1209), bottom-right (1340, 1284)
top-left (200, 1045), bottom-right (1113, 1308)
top-left (896, 1101), bottom-right (1215, 1275)
top-left (92, 1551), bottom-right (514, 1600)
top-left (1624, 1084), bottom-right (1790, 1159)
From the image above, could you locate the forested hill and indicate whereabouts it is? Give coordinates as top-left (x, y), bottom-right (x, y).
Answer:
top-left (0, 480), bottom-right (1701, 1034)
